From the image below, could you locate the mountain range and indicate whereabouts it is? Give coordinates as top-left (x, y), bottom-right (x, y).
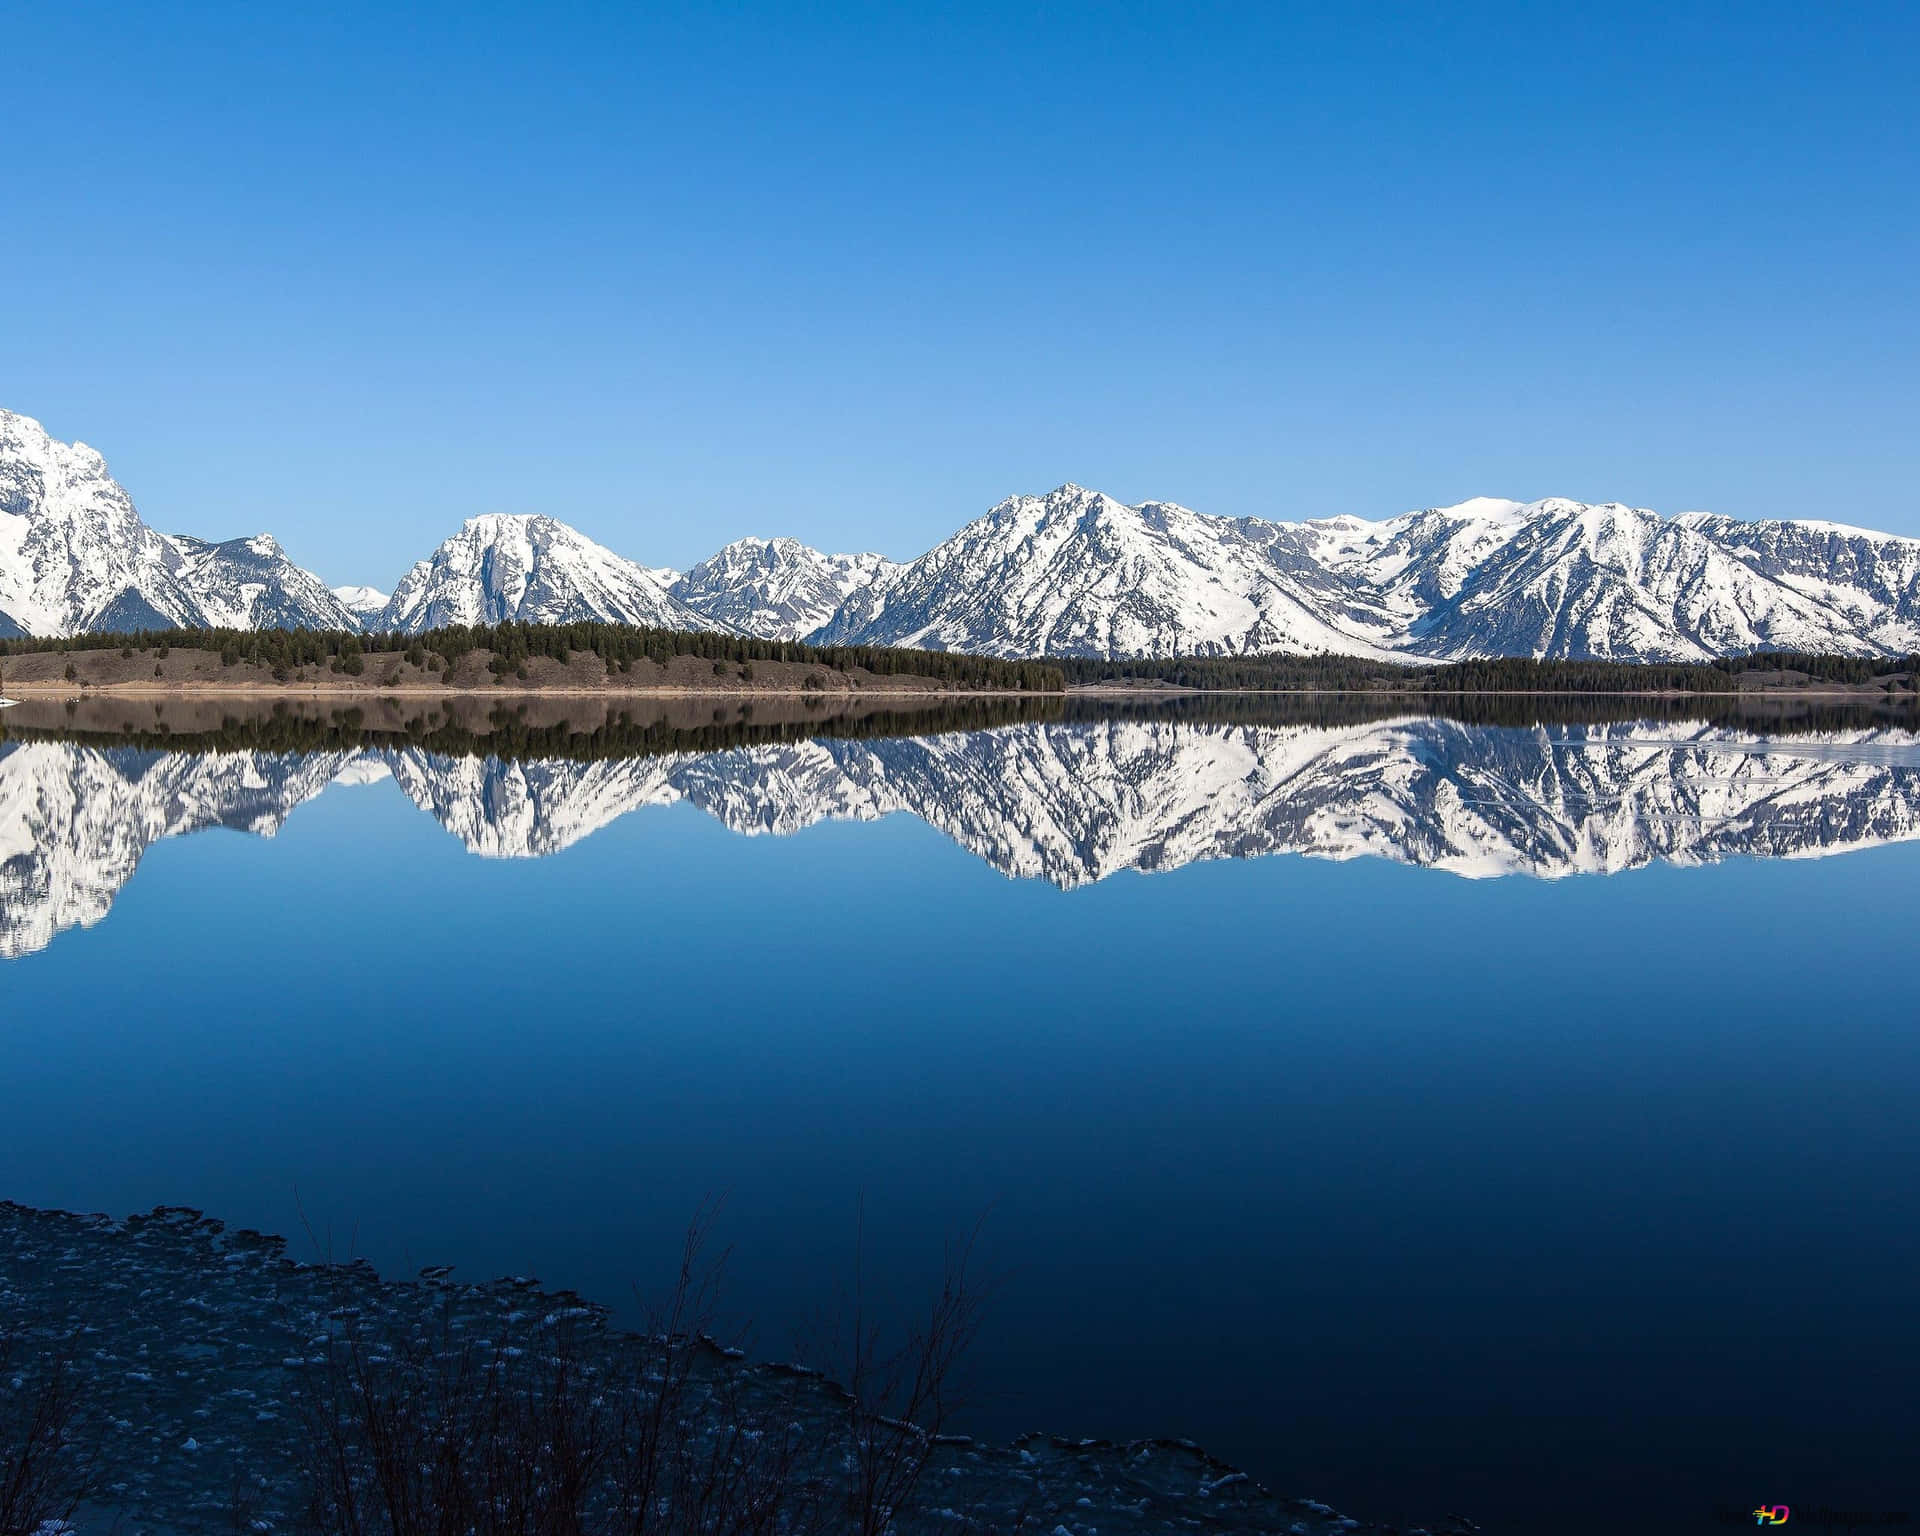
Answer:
top-left (7, 719), bottom-right (1919, 958)
top-left (5, 406), bottom-right (1918, 661)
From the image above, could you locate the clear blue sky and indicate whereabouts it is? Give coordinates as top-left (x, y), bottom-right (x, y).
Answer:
top-left (5, 1), bottom-right (1916, 587)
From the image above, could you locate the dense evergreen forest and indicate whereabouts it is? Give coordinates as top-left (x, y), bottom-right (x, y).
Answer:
top-left (1064, 649), bottom-right (1920, 694)
top-left (0, 622), bottom-right (1064, 692)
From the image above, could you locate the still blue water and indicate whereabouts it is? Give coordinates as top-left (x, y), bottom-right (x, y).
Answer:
top-left (2, 711), bottom-right (1916, 1533)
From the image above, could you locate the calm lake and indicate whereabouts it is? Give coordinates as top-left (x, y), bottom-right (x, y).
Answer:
top-left (3, 693), bottom-right (1917, 1535)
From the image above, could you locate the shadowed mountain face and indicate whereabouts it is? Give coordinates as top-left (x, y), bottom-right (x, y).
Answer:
top-left (5, 717), bottom-right (1920, 958)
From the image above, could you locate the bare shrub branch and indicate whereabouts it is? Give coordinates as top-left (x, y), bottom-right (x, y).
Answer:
top-left (0, 1333), bottom-right (96, 1536)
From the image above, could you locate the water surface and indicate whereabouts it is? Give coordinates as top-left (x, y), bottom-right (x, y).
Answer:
top-left (3, 694), bottom-right (1916, 1534)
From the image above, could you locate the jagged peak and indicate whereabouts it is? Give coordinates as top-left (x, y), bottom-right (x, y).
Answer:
top-left (706, 534), bottom-right (823, 561)
top-left (172, 532), bottom-right (286, 557)
top-left (453, 511), bottom-right (571, 538)
top-left (0, 408), bottom-right (111, 478)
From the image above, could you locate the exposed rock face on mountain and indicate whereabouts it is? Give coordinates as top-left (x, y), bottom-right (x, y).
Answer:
top-left (374, 514), bottom-right (726, 635)
top-left (668, 538), bottom-right (898, 641)
top-left (170, 534), bottom-right (362, 630)
top-left (814, 486), bottom-right (1920, 661)
top-left (9, 719), bottom-right (1920, 956)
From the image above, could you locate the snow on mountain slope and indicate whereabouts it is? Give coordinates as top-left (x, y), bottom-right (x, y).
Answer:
top-left (376, 514), bottom-right (728, 635)
top-left (8, 405), bottom-right (1920, 659)
top-left (1380, 499), bottom-right (1899, 661)
top-left (814, 486), bottom-right (1920, 661)
top-left (170, 534), bottom-right (362, 630)
top-left (670, 538), bottom-right (898, 641)
top-left (812, 484), bottom-right (1405, 658)
top-left (1670, 512), bottom-right (1920, 654)
top-left (332, 585), bottom-right (391, 622)
top-left (0, 409), bottom-right (206, 635)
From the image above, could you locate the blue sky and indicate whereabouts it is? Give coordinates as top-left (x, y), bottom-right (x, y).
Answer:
top-left (4, 1), bottom-right (1915, 586)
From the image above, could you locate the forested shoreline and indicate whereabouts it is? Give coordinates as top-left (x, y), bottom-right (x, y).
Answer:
top-left (4, 624), bottom-right (1918, 701)
top-left (1064, 649), bottom-right (1920, 695)
top-left (0, 622), bottom-right (1065, 692)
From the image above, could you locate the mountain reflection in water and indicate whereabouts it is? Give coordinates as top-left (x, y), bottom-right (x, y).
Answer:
top-left (4, 693), bottom-right (1919, 958)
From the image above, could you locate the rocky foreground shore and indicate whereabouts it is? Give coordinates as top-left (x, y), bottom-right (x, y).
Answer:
top-left (1, 1203), bottom-right (1474, 1536)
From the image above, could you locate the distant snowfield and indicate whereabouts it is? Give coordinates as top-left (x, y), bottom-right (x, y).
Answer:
top-left (4, 407), bottom-right (1920, 660)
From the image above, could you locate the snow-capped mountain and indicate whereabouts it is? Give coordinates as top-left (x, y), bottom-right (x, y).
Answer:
top-left (811, 484), bottom-right (1405, 658)
top-left (670, 537), bottom-right (898, 641)
top-left (0, 409), bottom-right (207, 635)
top-left (171, 534), bottom-right (362, 630)
top-left (8, 405), bottom-right (1920, 660)
top-left (813, 486), bottom-right (1920, 661)
top-left (1335, 498), bottom-right (1920, 660)
top-left (9, 719), bottom-right (1920, 956)
top-left (374, 514), bottom-right (727, 635)
top-left (332, 584), bottom-right (390, 622)
top-left (0, 410), bottom-right (353, 636)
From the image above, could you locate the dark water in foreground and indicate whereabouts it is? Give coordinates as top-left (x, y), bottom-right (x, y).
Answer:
top-left (3, 695), bottom-right (1917, 1534)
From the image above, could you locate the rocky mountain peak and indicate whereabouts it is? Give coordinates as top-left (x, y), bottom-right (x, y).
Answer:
top-left (375, 511), bottom-right (723, 635)
top-left (671, 536), bottom-right (897, 643)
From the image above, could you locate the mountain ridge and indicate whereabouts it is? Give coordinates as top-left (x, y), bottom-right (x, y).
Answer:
top-left (4, 407), bottom-right (1918, 662)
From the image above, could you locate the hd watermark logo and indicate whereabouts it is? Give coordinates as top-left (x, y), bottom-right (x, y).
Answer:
top-left (1714, 1504), bottom-right (1911, 1530)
